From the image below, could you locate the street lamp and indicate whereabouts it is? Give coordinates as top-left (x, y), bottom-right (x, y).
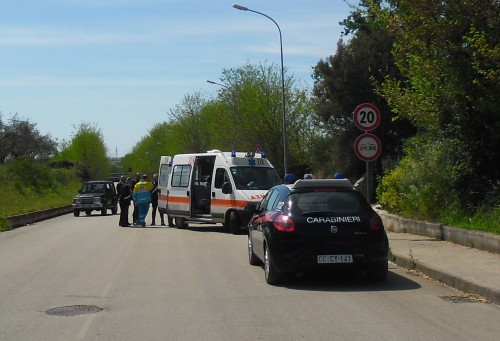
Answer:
top-left (206, 80), bottom-right (233, 94)
top-left (232, 3), bottom-right (288, 175)
top-left (207, 79), bottom-right (238, 115)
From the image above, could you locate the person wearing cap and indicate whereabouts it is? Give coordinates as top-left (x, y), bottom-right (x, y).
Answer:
top-left (132, 174), bottom-right (153, 227)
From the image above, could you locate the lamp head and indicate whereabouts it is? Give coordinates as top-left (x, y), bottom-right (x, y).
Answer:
top-left (232, 3), bottom-right (248, 11)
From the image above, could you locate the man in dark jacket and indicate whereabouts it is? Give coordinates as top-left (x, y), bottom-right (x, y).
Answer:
top-left (118, 177), bottom-right (133, 227)
top-left (150, 174), bottom-right (162, 226)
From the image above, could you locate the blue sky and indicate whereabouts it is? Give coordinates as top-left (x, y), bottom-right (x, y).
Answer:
top-left (0, 0), bottom-right (353, 157)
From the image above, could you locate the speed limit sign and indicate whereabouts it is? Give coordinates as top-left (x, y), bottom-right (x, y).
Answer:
top-left (354, 103), bottom-right (381, 131)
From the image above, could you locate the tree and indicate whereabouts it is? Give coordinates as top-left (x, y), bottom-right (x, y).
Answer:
top-left (311, 7), bottom-right (415, 179)
top-left (378, 0), bottom-right (500, 209)
top-left (216, 62), bottom-right (314, 175)
top-left (55, 122), bottom-right (110, 180)
top-left (121, 122), bottom-right (181, 176)
top-left (135, 62), bottom-right (315, 176)
top-left (168, 92), bottom-right (213, 153)
top-left (0, 113), bottom-right (57, 163)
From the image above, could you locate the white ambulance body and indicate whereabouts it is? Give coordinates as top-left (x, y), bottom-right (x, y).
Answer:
top-left (157, 150), bottom-right (282, 234)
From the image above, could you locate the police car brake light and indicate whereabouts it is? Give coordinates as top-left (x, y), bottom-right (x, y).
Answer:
top-left (369, 213), bottom-right (383, 231)
top-left (274, 214), bottom-right (296, 232)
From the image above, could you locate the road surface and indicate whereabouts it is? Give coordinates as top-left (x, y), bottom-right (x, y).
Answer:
top-left (0, 213), bottom-right (498, 340)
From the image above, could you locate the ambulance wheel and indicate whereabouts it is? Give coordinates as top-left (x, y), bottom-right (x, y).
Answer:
top-left (229, 212), bottom-right (241, 235)
top-left (73, 210), bottom-right (80, 217)
top-left (175, 218), bottom-right (187, 229)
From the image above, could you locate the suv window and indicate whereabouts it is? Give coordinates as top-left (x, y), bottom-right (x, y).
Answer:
top-left (289, 190), bottom-right (367, 215)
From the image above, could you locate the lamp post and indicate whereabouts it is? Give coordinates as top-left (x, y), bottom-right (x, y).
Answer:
top-left (206, 80), bottom-right (233, 94)
top-left (232, 3), bottom-right (288, 175)
top-left (207, 79), bottom-right (239, 117)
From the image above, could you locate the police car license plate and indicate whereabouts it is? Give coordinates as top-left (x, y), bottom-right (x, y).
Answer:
top-left (317, 255), bottom-right (353, 264)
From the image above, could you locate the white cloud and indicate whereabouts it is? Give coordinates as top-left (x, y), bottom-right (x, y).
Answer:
top-left (0, 76), bottom-right (191, 87)
top-left (0, 26), bottom-right (149, 46)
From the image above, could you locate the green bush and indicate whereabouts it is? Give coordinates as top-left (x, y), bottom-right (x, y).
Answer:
top-left (377, 136), bottom-right (469, 220)
top-left (0, 159), bottom-right (81, 231)
top-left (377, 136), bottom-right (499, 233)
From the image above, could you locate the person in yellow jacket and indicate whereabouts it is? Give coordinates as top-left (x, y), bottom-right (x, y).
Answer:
top-left (132, 174), bottom-right (153, 227)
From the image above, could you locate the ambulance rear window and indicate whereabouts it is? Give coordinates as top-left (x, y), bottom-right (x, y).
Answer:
top-left (171, 165), bottom-right (191, 187)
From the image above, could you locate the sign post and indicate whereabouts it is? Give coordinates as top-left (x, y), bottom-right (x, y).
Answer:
top-left (353, 103), bottom-right (381, 203)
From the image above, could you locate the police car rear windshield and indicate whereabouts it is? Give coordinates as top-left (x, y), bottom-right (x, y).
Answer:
top-left (288, 191), bottom-right (370, 216)
top-left (231, 167), bottom-right (282, 190)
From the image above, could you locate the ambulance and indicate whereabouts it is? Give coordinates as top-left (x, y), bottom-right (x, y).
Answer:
top-left (157, 150), bottom-right (282, 234)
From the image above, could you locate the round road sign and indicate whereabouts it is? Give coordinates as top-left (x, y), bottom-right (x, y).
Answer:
top-left (354, 133), bottom-right (382, 161)
top-left (353, 103), bottom-right (381, 131)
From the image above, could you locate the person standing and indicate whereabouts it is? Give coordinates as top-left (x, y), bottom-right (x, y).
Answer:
top-left (116, 175), bottom-right (127, 213)
top-left (132, 174), bottom-right (153, 227)
top-left (131, 173), bottom-right (140, 225)
top-left (150, 173), bottom-right (161, 226)
top-left (118, 177), bottom-right (133, 227)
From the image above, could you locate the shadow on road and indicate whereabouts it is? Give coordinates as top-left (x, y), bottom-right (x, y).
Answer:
top-left (278, 268), bottom-right (421, 292)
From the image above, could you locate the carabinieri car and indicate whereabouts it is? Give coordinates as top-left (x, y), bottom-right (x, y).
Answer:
top-left (246, 179), bottom-right (389, 285)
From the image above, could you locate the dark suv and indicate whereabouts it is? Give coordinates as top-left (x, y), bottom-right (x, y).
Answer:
top-left (73, 181), bottom-right (118, 217)
top-left (246, 179), bottom-right (389, 285)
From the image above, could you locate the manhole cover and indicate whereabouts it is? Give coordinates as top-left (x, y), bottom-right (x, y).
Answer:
top-left (46, 305), bottom-right (103, 316)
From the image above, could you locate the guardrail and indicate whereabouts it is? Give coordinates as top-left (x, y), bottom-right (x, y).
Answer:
top-left (6, 205), bottom-right (73, 229)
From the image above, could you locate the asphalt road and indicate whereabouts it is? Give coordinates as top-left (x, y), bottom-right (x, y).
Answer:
top-left (0, 213), bottom-right (498, 341)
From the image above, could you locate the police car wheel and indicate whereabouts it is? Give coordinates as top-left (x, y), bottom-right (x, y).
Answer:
top-left (248, 234), bottom-right (261, 266)
top-left (264, 243), bottom-right (282, 285)
top-left (367, 262), bottom-right (388, 282)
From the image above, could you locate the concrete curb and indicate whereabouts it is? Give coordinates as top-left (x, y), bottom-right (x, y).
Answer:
top-left (390, 251), bottom-right (500, 305)
top-left (376, 209), bottom-right (500, 255)
top-left (6, 205), bottom-right (73, 229)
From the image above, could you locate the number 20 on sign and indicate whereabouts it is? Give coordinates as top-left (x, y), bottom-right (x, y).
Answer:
top-left (353, 103), bottom-right (381, 131)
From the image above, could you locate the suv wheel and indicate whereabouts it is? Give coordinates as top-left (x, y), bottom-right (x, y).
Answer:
top-left (85, 210), bottom-right (92, 216)
top-left (111, 205), bottom-right (117, 215)
top-left (101, 205), bottom-right (107, 216)
top-left (73, 210), bottom-right (80, 217)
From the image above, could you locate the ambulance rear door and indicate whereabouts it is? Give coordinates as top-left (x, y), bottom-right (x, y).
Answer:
top-left (167, 156), bottom-right (193, 220)
top-left (157, 156), bottom-right (171, 215)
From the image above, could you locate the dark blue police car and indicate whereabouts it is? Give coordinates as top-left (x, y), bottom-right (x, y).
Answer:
top-left (246, 179), bottom-right (389, 285)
